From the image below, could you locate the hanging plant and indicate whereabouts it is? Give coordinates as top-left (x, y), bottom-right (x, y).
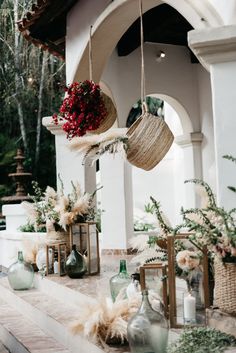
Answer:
top-left (53, 80), bottom-right (108, 138)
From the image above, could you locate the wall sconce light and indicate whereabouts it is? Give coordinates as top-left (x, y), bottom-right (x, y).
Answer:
top-left (156, 51), bottom-right (166, 62)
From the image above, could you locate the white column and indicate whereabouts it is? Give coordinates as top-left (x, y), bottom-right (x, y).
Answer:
top-left (42, 117), bottom-right (96, 195)
top-left (99, 153), bottom-right (133, 252)
top-left (175, 133), bottom-right (203, 208)
top-left (189, 25), bottom-right (236, 209)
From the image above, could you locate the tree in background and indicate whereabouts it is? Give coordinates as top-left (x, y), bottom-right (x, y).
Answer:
top-left (0, 0), bottom-right (65, 204)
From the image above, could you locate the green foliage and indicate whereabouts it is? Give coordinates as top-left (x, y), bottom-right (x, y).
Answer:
top-left (18, 221), bottom-right (46, 233)
top-left (126, 96), bottom-right (164, 127)
top-left (0, 0), bottom-right (65, 209)
top-left (167, 327), bottom-right (236, 353)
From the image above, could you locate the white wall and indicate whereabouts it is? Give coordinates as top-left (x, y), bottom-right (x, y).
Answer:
top-left (197, 65), bottom-right (216, 191)
top-left (102, 42), bottom-right (200, 131)
top-left (132, 103), bottom-right (185, 226)
top-left (208, 0), bottom-right (236, 25)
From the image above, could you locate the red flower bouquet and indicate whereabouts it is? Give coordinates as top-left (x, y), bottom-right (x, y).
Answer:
top-left (53, 80), bottom-right (107, 138)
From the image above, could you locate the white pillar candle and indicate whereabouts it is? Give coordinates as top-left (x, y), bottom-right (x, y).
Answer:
top-left (53, 260), bottom-right (59, 274)
top-left (184, 292), bottom-right (196, 322)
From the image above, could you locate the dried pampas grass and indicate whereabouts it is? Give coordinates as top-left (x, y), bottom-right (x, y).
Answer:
top-left (71, 296), bottom-right (140, 348)
top-left (69, 128), bottom-right (128, 164)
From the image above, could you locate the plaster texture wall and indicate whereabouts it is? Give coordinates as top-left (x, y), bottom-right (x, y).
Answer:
top-left (102, 42), bottom-right (200, 132)
top-left (197, 65), bottom-right (216, 191)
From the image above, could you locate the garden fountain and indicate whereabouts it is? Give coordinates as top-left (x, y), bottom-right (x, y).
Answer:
top-left (1, 149), bottom-right (32, 204)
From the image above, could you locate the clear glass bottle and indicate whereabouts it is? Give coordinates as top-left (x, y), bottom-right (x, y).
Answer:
top-left (127, 289), bottom-right (169, 353)
top-left (65, 244), bottom-right (87, 278)
top-left (8, 251), bottom-right (34, 290)
top-left (110, 259), bottom-right (130, 302)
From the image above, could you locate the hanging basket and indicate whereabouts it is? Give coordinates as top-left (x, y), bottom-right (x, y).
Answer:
top-left (214, 257), bottom-right (236, 315)
top-left (126, 111), bottom-right (174, 171)
top-left (91, 92), bottom-right (117, 134)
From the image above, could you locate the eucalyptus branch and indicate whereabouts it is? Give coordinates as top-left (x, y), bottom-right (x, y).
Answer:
top-left (150, 196), bottom-right (173, 235)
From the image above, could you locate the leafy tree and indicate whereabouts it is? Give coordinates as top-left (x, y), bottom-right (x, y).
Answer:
top-left (0, 0), bottom-right (66, 205)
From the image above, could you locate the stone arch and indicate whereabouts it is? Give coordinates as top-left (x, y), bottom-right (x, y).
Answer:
top-left (69, 0), bottom-right (223, 83)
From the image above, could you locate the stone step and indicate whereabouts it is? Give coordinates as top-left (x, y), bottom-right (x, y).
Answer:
top-left (0, 342), bottom-right (9, 353)
top-left (0, 299), bottom-right (70, 353)
top-left (0, 278), bottom-right (104, 353)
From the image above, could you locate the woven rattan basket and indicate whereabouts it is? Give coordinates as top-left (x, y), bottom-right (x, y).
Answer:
top-left (126, 111), bottom-right (174, 171)
top-left (214, 257), bottom-right (236, 315)
top-left (91, 92), bottom-right (117, 134)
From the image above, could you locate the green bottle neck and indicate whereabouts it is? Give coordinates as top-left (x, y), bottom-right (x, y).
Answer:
top-left (119, 260), bottom-right (128, 274)
top-left (18, 251), bottom-right (24, 262)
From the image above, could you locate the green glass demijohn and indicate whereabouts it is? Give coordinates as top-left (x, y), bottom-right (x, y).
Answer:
top-left (65, 244), bottom-right (87, 278)
top-left (110, 259), bottom-right (130, 302)
top-left (127, 289), bottom-right (169, 353)
top-left (8, 251), bottom-right (34, 290)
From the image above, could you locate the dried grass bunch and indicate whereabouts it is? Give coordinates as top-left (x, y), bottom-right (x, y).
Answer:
top-left (69, 128), bottom-right (128, 165)
top-left (71, 296), bottom-right (140, 347)
top-left (22, 179), bottom-right (99, 232)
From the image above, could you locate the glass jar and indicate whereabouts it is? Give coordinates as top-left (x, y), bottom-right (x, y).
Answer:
top-left (109, 259), bottom-right (130, 302)
top-left (65, 244), bottom-right (87, 278)
top-left (8, 251), bottom-right (34, 290)
top-left (127, 289), bottom-right (169, 353)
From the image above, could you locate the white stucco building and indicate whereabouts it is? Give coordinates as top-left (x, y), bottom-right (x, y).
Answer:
top-left (17, 0), bottom-right (236, 252)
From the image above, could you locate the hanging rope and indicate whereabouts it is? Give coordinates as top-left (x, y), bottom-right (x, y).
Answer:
top-left (89, 25), bottom-right (93, 81)
top-left (139, 0), bottom-right (147, 114)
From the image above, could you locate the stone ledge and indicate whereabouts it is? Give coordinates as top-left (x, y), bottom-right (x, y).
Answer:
top-left (206, 308), bottom-right (236, 338)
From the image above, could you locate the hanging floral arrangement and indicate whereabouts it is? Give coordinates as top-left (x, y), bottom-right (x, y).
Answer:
top-left (53, 80), bottom-right (108, 138)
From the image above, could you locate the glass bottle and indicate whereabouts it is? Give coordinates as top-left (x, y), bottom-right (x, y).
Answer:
top-left (8, 251), bottom-right (34, 290)
top-left (127, 289), bottom-right (169, 353)
top-left (110, 259), bottom-right (130, 302)
top-left (65, 244), bottom-right (87, 278)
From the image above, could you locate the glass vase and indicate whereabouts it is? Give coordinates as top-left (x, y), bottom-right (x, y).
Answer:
top-left (8, 251), bottom-right (34, 290)
top-left (127, 289), bottom-right (169, 353)
top-left (65, 244), bottom-right (87, 278)
top-left (109, 259), bottom-right (131, 302)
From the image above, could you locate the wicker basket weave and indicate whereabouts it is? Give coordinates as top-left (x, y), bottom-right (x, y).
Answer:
top-left (126, 111), bottom-right (174, 171)
top-left (91, 92), bottom-right (117, 134)
top-left (214, 257), bottom-right (236, 315)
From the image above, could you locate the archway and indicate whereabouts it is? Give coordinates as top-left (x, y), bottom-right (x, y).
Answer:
top-left (67, 0), bottom-right (223, 83)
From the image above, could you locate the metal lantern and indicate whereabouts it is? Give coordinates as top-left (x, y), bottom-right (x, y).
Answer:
top-left (46, 242), bottom-right (67, 276)
top-left (139, 263), bottom-right (169, 318)
top-left (167, 233), bottom-right (210, 328)
top-left (69, 222), bottom-right (100, 275)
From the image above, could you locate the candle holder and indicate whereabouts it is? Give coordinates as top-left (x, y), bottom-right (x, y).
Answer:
top-left (167, 233), bottom-right (210, 328)
top-left (46, 242), bottom-right (67, 276)
top-left (139, 263), bottom-right (169, 318)
top-left (69, 222), bottom-right (100, 275)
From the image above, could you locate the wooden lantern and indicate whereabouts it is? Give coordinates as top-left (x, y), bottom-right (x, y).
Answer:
top-left (46, 242), bottom-right (67, 276)
top-left (140, 263), bottom-right (169, 318)
top-left (167, 233), bottom-right (210, 328)
top-left (69, 222), bottom-right (100, 275)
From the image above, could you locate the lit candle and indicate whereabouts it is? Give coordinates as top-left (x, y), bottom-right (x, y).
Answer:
top-left (184, 292), bottom-right (196, 322)
top-left (53, 260), bottom-right (59, 274)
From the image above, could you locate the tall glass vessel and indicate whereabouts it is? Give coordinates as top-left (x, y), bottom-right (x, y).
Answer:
top-left (65, 244), bottom-right (87, 278)
top-left (8, 251), bottom-right (34, 290)
top-left (109, 259), bottom-right (130, 302)
top-left (127, 289), bottom-right (169, 353)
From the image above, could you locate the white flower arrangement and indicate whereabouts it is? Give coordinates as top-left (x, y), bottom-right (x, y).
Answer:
top-left (22, 180), bottom-right (99, 232)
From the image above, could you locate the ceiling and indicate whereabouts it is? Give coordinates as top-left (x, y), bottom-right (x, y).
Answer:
top-left (117, 4), bottom-right (198, 63)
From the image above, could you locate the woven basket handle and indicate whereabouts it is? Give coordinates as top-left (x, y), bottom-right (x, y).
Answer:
top-left (139, 0), bottom-right (147, 115)
top-left (89, 25), bottom-right (93, 81)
